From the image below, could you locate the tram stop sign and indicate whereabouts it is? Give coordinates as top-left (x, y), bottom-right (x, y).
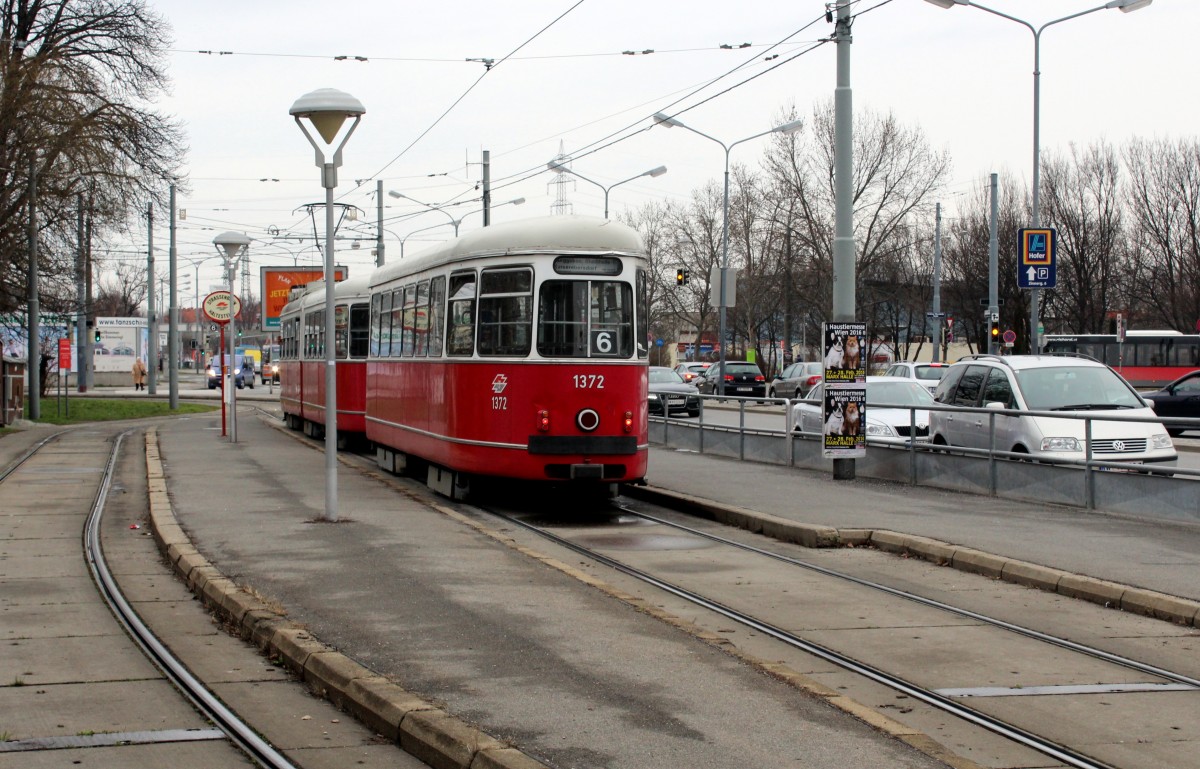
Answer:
top-left (202, 290), bottom-right (241, 325)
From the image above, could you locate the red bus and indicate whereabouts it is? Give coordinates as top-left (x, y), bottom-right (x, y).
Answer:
top-left (1043, 331), bottom-right (1200, 388)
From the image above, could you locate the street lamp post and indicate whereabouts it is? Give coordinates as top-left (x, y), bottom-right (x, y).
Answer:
top-left (291, 87), bottom-right (364, 524)
top-left (213, 232), bottom-right (250, 443)
top-left (925, 0), bottom-right (1152, 352)
top-left (653, 113), bottom-right (803, 396)
top-left (545, 162), bottom-right (667, 219)
top-left (388, 191), bottom-right (463, 236)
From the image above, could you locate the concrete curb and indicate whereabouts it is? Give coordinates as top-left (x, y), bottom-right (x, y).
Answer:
top-left (143, 427), bottom-right (549, 769)
top-left (628, 484), bottom-right (1200, 628)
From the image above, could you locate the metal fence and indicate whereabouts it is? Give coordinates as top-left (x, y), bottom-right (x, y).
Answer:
top-left (650, 395), bottom-right (1200, 524)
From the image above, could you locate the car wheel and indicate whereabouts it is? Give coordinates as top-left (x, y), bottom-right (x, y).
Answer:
top-left (207, 383), bottom-right (215, 390)
top-left (687, 408), bottom-right (700, 417)
top-left (794, 387), bottom-right (803, 399)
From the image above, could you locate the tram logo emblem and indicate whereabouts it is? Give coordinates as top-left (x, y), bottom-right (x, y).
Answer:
top-left (491, 374), bottom-right (508, 394)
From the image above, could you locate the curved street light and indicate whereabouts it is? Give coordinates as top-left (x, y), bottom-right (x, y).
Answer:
top-left (545, 161), bottom-right (667, 219)
top-left (652, 113), bottom-right (804, 396)
top-left (387, 190), bottom-right (463, 236)
top-left (924, 0), bottom-right (1152, 352)
top-left (290, 87), bottom-right (365, 523)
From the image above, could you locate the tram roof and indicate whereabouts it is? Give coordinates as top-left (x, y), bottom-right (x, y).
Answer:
top-left (371, 215), bottom-right (644, 288)
top-left (281, 272), bottom-right (371, 314)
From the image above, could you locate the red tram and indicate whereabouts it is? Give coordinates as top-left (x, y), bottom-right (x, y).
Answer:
top-left (365, 215), bottom-right (650, 498)
top-left (1043, 331), bottom-right (1200, 388)
top-left (278, 273), bottom-right (371, 444)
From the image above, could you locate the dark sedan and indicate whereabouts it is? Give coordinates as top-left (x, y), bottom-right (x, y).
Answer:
top-left (648, 366), bottom-right (701, 417)
top-left (1143, 369), bottom-right (1200, 436)
top-left (695, 361), bottom-right (766, 398)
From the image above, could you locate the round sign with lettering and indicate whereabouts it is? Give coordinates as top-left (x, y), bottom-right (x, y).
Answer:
top-left (202, 290), bottom-right (241, 324)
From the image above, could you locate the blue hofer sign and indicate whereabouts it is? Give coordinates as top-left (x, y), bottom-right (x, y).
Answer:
top-left (1018, 227), bottom-right (1056, 289)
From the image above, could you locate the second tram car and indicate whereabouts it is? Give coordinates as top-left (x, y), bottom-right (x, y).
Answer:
top-left (279, 273), bottom-right (371, 443)
top-left (365, 215), bottom-right (650, 498)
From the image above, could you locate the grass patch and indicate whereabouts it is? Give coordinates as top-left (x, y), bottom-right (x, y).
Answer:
top-left (25, 398), bottom-right (217, 425)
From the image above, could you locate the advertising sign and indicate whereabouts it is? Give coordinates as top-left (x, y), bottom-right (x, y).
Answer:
top-left (822, 322), bottom-right (867, 383)
top-left (1017, 227), bottom-right (1057, 289)
top-left (94, 317), bottom-right (146, 373)
top-left (821, 321), bottom-right (867, 458)
top-left (260, 265), bottom-right (348, 331)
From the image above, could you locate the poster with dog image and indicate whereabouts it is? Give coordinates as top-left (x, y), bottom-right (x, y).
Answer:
top-left (823, 384), bottom-right (866, 458)
top-left (822, 322), bottom-right (867, 383)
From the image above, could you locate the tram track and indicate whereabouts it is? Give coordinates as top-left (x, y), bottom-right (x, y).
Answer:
top-left (477, 496), bottom-right (1200, 769)
top-left (1, 428), bottom-right (300, 769)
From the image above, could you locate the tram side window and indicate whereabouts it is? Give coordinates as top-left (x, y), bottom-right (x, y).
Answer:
top-left (369, 294), bottom-right (382, 357)
top-left (427, 276), bottom-right (446, 356)
top-left (334, 304), bottom-right (349, 358)
top-left (350, 303), bottom-right (370, 358)
top-left (413, 281), bottom-right (430, 356)
top-left (402, 284), bottom-right (417, 357)
top-left (389, 288), bottom-right (404, 357)
top-left (376, 291), bottom-right (392, 357)
top-left (446, 273), bottom-right (476, 357)
top-left (477, 267), bottom-right (532, 357)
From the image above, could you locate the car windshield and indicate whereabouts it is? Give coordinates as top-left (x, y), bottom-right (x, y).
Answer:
top-left (649, 368), bottom-right (685, 384)
top-left (867, 381), bottom-right (935, 406)
top-left (1015, 366), bottom-right (1143, 411)
top-left (912, 365), bottom-right (947, 381)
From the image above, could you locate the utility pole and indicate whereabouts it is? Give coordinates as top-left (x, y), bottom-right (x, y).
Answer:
top-left (27, 157), bottom-right (40, 420)
top-left (988, 173), bottom-right (999, 355)
top-left (76, 193), bottom-right (87, 391)
top-left (482, 149), bottom-right (491, 226)
top-left (169, 184), bottom-right (179, 408)
top-left (831, 0), bottom-right (856, 481)
top-left (375, 179), bottom-right (385, 266)
top-left (147, 202), bottom-right (156, 394)
top-left (932, 203), bottom-right (942, 363)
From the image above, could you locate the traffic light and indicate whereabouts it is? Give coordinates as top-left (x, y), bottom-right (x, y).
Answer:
top-left (94, 329), bottom-right (101, 343)
top-left (675, 267), bottom-right (689, 286)
top-left (989, 318), bottom-right (1001, 345)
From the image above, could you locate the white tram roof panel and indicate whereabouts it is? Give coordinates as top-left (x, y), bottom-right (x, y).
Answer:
top-left (281, 272), bottom-right (371, 314)
top-left (371, 215), bottom-right (645, 289)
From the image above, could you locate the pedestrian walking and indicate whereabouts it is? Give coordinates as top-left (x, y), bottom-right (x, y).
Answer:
top-left (131, 357), bottom-right (147, 391)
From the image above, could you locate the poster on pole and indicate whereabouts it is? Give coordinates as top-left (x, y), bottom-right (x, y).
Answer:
top-left (821, 321), bottom-right (867, 458)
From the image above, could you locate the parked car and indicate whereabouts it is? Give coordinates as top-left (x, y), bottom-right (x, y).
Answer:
top-left (1142, 369), bottom-right (1200, 437)
top-left (695, 361), bottom-right (766, 398)
top-left (206, 355), bottom-right (247, 390)
top-left (647, 366), bottom-right (701, 417)
top-left (768, 361), bottom-right (823, 399)
top-left (673, 362), bottom-right (711, 384)
top-left (793, 377), bottom-right (934, 445)
top-left (882, 360), bottom-right (949, 396)
top-left (930, 354), bottom-right (1176, 465)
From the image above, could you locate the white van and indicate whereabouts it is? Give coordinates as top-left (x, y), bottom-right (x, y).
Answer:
top-left (930, 354), bottom-right (1176, 465)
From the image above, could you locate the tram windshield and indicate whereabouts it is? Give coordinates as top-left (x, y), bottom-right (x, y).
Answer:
top-left (538, 280), bottom-right (634, 358)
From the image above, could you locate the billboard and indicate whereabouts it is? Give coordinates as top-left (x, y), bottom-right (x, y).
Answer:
top-left (260, 265), bottom-right (348, 331)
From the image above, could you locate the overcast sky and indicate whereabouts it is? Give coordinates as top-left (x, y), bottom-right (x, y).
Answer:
top-left (134, 0), bottom-right (1192, 298)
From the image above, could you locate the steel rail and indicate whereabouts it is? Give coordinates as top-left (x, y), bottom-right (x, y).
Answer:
top-left (492, 505), bottom-right (1122, 769)
top-left (83, 431), bottom-right (300, 769)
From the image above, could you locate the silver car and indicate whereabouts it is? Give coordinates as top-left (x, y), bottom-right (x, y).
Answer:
top-left (793, 377), bottom-right (934, 445)
top-left (769, 361), bottom-right (823, 399)
top-left (930, 354), bottom-right (1176, 465)
top-left (882, 360), bottom-right (950, 396)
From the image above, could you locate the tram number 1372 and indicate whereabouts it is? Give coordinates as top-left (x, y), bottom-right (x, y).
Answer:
top-left (573, 374), bottom-right (605, 389)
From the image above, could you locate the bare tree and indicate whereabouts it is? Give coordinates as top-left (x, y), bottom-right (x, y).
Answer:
top-left (1123, 136), bottom-right (1200, 331)
top-left (1040, 141), bottom-right (1126, 333)
top-left (0, 0), bottom-right (186, 317)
